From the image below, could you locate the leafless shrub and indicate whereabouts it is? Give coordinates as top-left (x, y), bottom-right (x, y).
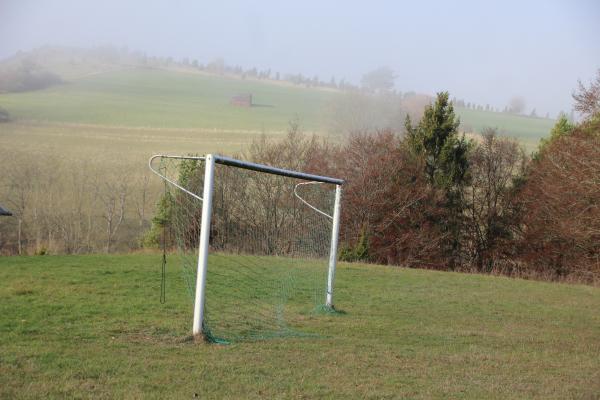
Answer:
top-left (0, 150), bottom-right (147, 255)
top-left (516, 122), bottom-right (600, 283)
top-left (333, 130), bottom-right (447, 267)
top-left (463, 129), bottom-right (528, 272)
top-left (573, 69), bottom-right (600, 119)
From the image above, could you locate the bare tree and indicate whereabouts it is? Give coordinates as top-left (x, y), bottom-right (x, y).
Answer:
top-left (332, 130), bottom-right (448, 267)
top-left (360, 67), bottom-right (396, 93)
top-left (134, 174), bottom-right (151, 228)
top-left (327, 91), bottom-right (405, 136)
top-left (464, 129), bottom-right (528, 272)
top-left (3, 154), bottom-right (40, 254)
top-left (85, 171), bottom-right (101, 252)
top-left (99, 180), bottom-right (129, 253)
top-left (517, 121), bottom-right (600, 282)
top-left (573, 69), bottom-right (600, 119)
top-left (0, 149), bottom-right (152, 255)
top-left (508, 96), bottom-right (526, 114)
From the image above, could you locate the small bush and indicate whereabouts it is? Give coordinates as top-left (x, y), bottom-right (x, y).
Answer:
top-left (0, 62), bottom-right (62, 93)
top-left (0, 107), bottom-right (10, 122)
top-left (339, 231), bottom-right (370, 262)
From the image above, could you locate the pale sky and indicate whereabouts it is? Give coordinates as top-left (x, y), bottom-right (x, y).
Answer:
top-left (1, 0), bottom-right (599, 115)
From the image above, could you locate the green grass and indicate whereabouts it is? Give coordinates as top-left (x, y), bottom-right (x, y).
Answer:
top-left (0, 68), bottom-right (555, 146)
top-left (1, 254), bottom-right (598, 399)
top-left (0, 69), bottom-right (336, 132)
top-left (0, 69), bottom-right (338, 183)
top-left (456, 107), bottom-right (555, 149)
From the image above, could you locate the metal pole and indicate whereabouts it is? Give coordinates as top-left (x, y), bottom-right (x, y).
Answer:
top-left (192, 154), bottom-right (215, 337)
top-left (326, 184), bottom-right (342, 307)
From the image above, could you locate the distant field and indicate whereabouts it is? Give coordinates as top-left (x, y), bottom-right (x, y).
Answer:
top-left (1, 254), bottom-right (598, 398)
top-left (0, 68), bottom-right (555, 150)
top-left (456, 107), bottom-right (555, 149)
top-left (0, 69), bottom-right (336, 132)
top-left (0, 121), bottom-right (273, 168)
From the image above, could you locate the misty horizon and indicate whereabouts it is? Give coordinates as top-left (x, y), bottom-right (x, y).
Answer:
top-left (1, 0), bottom-right (599, 116)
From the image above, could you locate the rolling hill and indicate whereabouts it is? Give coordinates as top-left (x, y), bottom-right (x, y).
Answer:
top-left (0, 49), bottom-right (556, 150)
top-left (0, 68), bottom-right (337, 133)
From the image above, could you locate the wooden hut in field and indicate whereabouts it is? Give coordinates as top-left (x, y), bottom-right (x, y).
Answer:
top-left (230, 93), bottom-right (253, 107)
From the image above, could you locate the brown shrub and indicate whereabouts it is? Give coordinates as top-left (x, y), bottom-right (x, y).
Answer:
top-left (334, 130), bottom-right (447, 268)
top-left (463, 130), bottom-right (528, 272)
top-left (516, 121), bottom-right (600, 283)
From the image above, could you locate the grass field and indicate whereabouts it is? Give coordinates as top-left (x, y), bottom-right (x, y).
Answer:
top-left (456, 107), bottom-right (556, 149)
top-left (0, 69), bottom-right (338, 188)
top-left (0, 68), bottom-right (555, 149)
top-left (1, 254), bottom-right (598, 399)
top-left (0, 69), bottom-right (336, 132)
top-left (0, 120), bottom-right (274, 168)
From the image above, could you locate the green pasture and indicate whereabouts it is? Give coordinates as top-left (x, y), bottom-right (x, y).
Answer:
top-left (456, 107), bottom-right (555, 149)
top-left (0, 69), bottom-right (336, 132)
top-left (1, 254), bottom-right (598, 399)
top-left (0, 68), bottom-right (555, 150)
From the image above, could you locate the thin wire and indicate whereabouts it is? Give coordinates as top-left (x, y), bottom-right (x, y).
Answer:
top-left (160, 253), bottom-right (167, 304)
top-left (160, 174), bottom-right (167, 304)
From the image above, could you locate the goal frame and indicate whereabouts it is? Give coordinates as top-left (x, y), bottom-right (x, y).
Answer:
top-left (149, 153), bottom-right (344, 338)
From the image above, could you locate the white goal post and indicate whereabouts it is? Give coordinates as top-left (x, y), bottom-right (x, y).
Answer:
top-left (149, 153), bottom-right (344, 338)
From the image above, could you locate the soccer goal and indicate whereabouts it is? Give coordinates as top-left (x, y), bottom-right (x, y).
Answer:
top-left (149, 153), bottom-right (343, 342)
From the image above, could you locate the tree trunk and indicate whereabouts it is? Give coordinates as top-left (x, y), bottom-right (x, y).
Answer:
top-left (17, 218), bottom-right (22, 255)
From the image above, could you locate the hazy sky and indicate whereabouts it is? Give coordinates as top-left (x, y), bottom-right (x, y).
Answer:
top-left (1, 0), bottom-right (599, 115)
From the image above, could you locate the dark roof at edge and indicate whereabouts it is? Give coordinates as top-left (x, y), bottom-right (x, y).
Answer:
top-left (0, 205), bottom-right (12, 216)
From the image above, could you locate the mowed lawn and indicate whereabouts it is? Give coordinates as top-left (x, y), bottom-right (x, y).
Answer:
top-left (1, 254), bottom-right (598, 399)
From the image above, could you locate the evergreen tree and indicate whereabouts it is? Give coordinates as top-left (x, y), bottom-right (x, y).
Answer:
top-left (535, 114), bottom-right (575, 158)
top-left (405, 92), bottom-right (470, 189)
top-left (550, 114), bottom-right (575, 138)
top-left (405, 91), bottom-right (471, 268)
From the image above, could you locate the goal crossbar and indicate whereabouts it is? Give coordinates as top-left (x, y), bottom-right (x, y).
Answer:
top-left (213, 154), bottom-right (344, 185)
top-left (150, 154), bottom-right (344, 185)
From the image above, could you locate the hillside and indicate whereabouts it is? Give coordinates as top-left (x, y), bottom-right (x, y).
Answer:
top-left (1, 254), bottom-right (598, 398)
top-left (0, 69), bottom-right (336, 132)
top-left (0, 47), bottom-right (556, 148)
top-left (457, 107), bottom-right (556, 149)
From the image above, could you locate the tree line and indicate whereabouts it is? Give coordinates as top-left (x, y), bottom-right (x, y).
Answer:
top-left (2, 69), bottom-right (598, 285)
top-left (142, 74), bottom-right (594, 284)
top-left (330, 75), bottom-right (599, 283)
top-left (0, 155), bottom-right (153, 255)
top-left (143, 79), bottom-right (598, 284)
top-left (2, 46), bottom-right (550, 120)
